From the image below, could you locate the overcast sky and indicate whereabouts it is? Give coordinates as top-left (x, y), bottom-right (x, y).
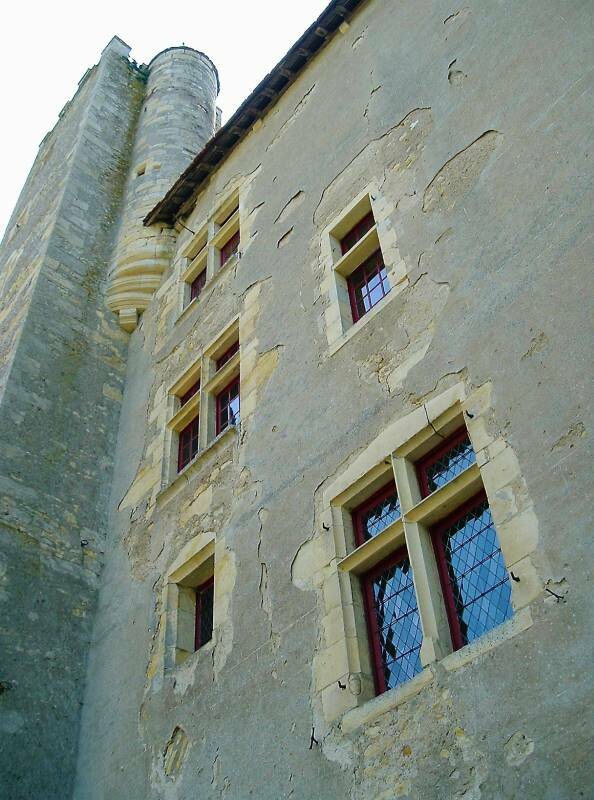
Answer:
top-left (0, 0), bottom-right (328, 238)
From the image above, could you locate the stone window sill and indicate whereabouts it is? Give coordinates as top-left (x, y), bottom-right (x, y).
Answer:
top-left (340, 607), bottom-right (533, 734)
top-left (157, 425), bottom-right (237, 508)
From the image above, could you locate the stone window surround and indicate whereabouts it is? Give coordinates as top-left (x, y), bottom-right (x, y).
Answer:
top-left (311, 382), bottom-right (540, 729)
top-left (162, 532), bottom-right (216, 669)
top-left (319, 183), bottom-right (409, 356)
top-left (175, 188), bottom-right (241, 322)
top-left (161, 317), bottom-right (240, 488)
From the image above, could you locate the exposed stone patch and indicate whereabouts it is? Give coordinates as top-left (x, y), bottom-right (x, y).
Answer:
top-left (163, 726), bottom-right (190, 780)
top-left (447, 59), bottom-right (467, 85)
top-left (550, 421), bottom-right (586, 451)
top-left (504, 732), bottom-right (535, 766)
top-left (520, 331), bottom-right (548, 360)
top-left (422, 131), bottom-right (502, 213)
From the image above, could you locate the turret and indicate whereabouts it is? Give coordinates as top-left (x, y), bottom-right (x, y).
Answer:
top-left (107, 46), bottom-right (219, 331)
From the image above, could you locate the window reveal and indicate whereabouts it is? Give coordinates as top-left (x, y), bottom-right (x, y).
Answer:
top-left (216, 376), bottom-right (240, 434)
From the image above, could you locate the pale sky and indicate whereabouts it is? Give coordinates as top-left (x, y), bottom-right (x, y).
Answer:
top-left (0, 0), bottom-right (329, 238)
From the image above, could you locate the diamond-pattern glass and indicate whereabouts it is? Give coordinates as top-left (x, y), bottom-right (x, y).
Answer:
top-left (368, 557), bottom-right (422, 690)
top-left (423, 434), bottom-right (476, 495)
top-left (348, 250), bottom-right (391, 321)
top-left (360, 490), bottom-right (401, 542)
top-left (441, 500), bottom-right (512, 645)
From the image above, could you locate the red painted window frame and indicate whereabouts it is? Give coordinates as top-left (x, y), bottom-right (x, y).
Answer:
top-left (215, 375), bottom-right (240, 435)
top-left (179, 380), bottom-right (200, 407)
top-left (340, 211), bottom-right (375, 255)
top-left (431, 489), bottom-right (494, 652)
top-left (177, 416), bottom-right (199, 472)
top-left (351, 481), bottom-right (399, 547)
top-left (416, 427), bottom-right (472, 499)
top-left (360, 545), bottom-right (412, 696)
top-left (194, 576), bottom-right (214, 651)
top-left (190, 268), bottom-right (206, 302)
top-left (215, 340), bottom-right (239, 371)
top-left (219, 229), bottom-right (240, 266)
top-left (347, 249), bottom-right (389, 323)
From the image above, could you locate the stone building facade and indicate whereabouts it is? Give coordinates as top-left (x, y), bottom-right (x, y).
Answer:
top-left (0, 1), bottom-right (591, 798)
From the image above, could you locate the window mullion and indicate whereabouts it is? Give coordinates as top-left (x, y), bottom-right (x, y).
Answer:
top-left (392, 453), bottom-right (452, 666)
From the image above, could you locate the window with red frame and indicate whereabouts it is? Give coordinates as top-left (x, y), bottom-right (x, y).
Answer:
top-left (178, 416), bottom-right (199, 471)
top-left (190, 269), bottom-right (206, 302)
top-left (416, 428), bottom-right (476, 497)
top-left (194, 576), bottom-right (214, 651)
top-left (340, 211), bottom-right (375, 254)
top-left (431, 492), bottom-right (513, 651)
top-left (215, 340), bottom-right (239, 371)
top-left (179, 380), bottom-right (200, 407)
top-left (220, 229), bottom-right (240, 267)
top-left (352, 482), bottom-right (401, 545)
top-left (216, 376), bottom-right (240, 434)
top-left (347, 250), bottom-right (390, 322)
top-left (361, 548), bottom-right (423, 694)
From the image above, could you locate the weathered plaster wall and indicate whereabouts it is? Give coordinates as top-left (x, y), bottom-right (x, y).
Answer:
top-left (7, 0), bottom-right (592, 798)
top-left (0, 38), bottom-right (145, 799)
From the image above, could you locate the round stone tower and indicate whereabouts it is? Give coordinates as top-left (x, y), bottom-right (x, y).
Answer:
top-left (107, 46), bottom-right (219, 331)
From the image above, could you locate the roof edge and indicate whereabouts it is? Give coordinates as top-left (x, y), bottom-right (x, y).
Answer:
top-left (144, 0), bottom-right (367, 226)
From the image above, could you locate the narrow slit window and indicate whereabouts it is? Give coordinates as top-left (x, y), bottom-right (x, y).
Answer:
top-left (362, 549), bottom-right (423, 694)
top-left (432, 493), bottom-right (513, 651)
top-left (220, 230), bottom-right (240, 267)
top-left (216, 341), bottom-right (239, 371)
top-left (340, 211), bottom-right (375, 254)
top-left (178, 417), bottom-right (199, 471)
top-left (347, 250), bottom-right (390, 322)
top-left (352, 483), bottom-right (401, 545)
top-left (194, 577), bottom-right (214, 651)
top-left (417, 428), bottom-right (476, 498)
top-left (216, 376), bottom-right (240, 434)
top-left (190, 269), bottom-right (206, 302)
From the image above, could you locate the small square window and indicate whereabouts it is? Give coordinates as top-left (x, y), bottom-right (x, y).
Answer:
top-left (352, 482), bottom-right (401, 545)
top-left (347, 250), bottom-right (391, 322)
top-left (216, 376), bottom-right (240, 435)
top-left (220, 229), bottom-right (240, 267)
top-left (190, 269), bottom-right (206, 302)
top-left (431, 493), bottom-right (513, 651)
top-left (194, 576), bottom-right (214, 651)
top-left (178, 416), bottom-right (199, 472)
top-left (416, 428), bottom-right (476, 498)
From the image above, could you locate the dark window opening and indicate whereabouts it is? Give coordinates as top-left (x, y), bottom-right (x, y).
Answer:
top-left (340, 211), bottom-right (375, 254)
top-left (216, 376), bottom-right (240, 434)
top-left (362, 549), bottom-right (423, 695)
top-left (190, 269), bottom-right (206, 302)
top-left (216, 340), bottom-right (239, 371)
top-left (178, 416), bottom-right (199, 471)
top-left (432, 493), bottom-right (513, 651)
top-left (347, 249), bottom-right (390, 322)
top-left (194, 577), bottom-right (214, 650)
top-left (220, 229), bottom-right (240, 266)
top-left (417, 428), bottom-right (476, 498)
top-left (352, 483), bottom-right (401, 546)
top-left (218, 204), bottom-right (239, 228)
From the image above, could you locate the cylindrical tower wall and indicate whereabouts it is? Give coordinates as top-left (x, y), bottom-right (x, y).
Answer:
top-left (107, 47), bottom-right (219, 330)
